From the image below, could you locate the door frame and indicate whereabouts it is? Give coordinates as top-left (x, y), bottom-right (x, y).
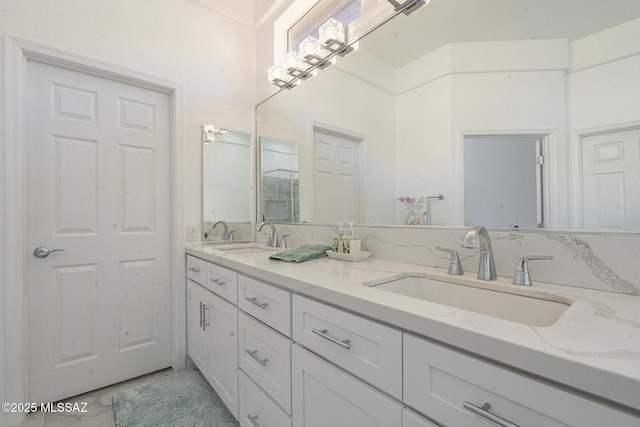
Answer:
top-left (2, 36), bottom-right (185, 425)
top-left (454, 129), bottom-right (553, 228)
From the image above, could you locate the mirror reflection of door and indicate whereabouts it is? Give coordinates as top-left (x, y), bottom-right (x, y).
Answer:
top-left (260, 137), bottom-right (300, 223)
top-left (579, 127), bottom-right (640, 230)
top-left (313, 128), bottom-right (361, 224)
top-left (463, 135), bottom-right (544, 228)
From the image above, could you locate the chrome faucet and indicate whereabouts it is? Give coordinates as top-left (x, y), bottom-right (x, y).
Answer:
top-left (212, 220), bottom-right (233, 242)
top-left (256, 221), bottom-right (278, 248)
top-left (461, 226), bottom-right (497, 281)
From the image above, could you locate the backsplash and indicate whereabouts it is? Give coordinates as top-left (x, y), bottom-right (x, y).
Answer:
top-left (256, 224), bottom-right (640, 296)
top-left (203, 222), bottom-right (253, 243)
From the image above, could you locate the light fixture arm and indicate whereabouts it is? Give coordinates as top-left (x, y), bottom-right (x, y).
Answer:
top-left (387, 0), bottom-right (428, 16)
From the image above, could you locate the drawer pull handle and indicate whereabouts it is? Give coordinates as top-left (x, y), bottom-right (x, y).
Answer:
top-left (463, 401), bottom-right (519, 427)
top-left (245, 297), bottom-right (268, 309)
top-left (202, 305), bottom-right (210, 331)
top-left (188, 266), bottom-right (201, 273)
top-left (199, 301), bottom-right (203, 328)
top-left (312, 328), bottom-right (351, 349)
top-left (246, 349), bottom-right (269, 366)
top-left (247, 414), bottom-right (261, 427)
top-left (211, 278), bottom-right (226, 286)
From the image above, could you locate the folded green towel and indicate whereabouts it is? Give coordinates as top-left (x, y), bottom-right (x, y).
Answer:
top-left (269, 244), bottom-right (332, 263)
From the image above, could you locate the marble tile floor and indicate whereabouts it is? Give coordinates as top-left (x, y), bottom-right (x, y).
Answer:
top-left (16, 368), bottom-right (174, 427)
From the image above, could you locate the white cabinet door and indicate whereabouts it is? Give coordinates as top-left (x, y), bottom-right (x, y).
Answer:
top-left (205, 291), bottom-right (239, 419)
top-left (188, 278), bottom-right (239, 420)
top-left (187, 280), bottom-right (209, 373)
top-left (292, 344), bottom-right (402, 427)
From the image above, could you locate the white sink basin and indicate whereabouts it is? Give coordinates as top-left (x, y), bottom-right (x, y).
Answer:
top-left (368, 275), bottom-right (573, 327)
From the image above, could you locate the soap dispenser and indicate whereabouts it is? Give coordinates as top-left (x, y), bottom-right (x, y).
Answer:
top-left (343, 222), bottom-right (361, 254)
top-left (332, 222), bottom-right (344, 253)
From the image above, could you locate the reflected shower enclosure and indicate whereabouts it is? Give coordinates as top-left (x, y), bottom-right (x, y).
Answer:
top-left (260, 137), bottom-right (300, 223)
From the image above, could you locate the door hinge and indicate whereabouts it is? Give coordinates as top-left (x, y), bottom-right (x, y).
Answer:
top-left (536, 155), bottom-right (545, 165)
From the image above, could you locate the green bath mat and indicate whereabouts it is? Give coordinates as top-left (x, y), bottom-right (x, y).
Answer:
top-left (112, 370), bottom-right (239, 427)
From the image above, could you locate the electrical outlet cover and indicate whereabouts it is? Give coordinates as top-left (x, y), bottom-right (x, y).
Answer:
top-left (187, 226), bottom-right (199, 242)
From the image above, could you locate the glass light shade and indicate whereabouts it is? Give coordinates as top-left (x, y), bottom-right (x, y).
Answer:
top-left (299, 36), bottom-right (329, 66)
top-left (319, 18), bottom-right (346, 45)
top-left (268, 63), bottom-right (291, 87)
top-left (282, 51), bottom-right (307, 77)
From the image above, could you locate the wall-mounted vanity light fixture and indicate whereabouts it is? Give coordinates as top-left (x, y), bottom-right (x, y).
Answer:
top-left (202, 124), bottom-right (227, 144)
top-left (319, 18), bottom-right (355, 56)
top-left (268, 17), bottom-right (357, 90)
top-left (387, 0), bottom-right (429, 16)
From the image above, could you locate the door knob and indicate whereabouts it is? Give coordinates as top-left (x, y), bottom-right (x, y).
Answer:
top-left (33, 247), bottom-right (65, 258)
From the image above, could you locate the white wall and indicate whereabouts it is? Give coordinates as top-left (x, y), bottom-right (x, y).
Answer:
top-left (0, 0), bottom-right (256, 231)
top-left (0, 2), bottom-right (255, 425)
top-left (396, 40), bottom-right (568, 227)
top-left (255, 0), bottom-right (296, 103)
top-left (0, 32), bottom-right (6, 425)
top-left (570, 18), bottom-right (640, 131)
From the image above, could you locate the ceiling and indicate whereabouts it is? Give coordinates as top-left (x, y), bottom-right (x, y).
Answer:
top-left (362, 0), bottom-right (640, 68)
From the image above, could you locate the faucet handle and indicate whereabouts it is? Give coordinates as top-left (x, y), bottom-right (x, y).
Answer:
top-left (435, 247), bottom-right (464, 276)
top-left (262, 232), bottom-right (272, 247)
top-left (227, 230), bottom-right (235, 243)
top-left (513, 255), bottom-right (553, 286)
top-left (279, 235), bottom-right (290, 249)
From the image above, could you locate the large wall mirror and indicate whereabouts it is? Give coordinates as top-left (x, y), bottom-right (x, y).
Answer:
top-left (202, 126), bottom-right (252, 241)
top-left (257, 0), bottom-right (640, 231)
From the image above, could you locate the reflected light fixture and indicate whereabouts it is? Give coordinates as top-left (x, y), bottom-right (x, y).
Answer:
top-left (202, 124), bottom-right (227, 144)
top-left (268, 63), bottom-right (297, 89)
top-left (269, 17), bottom-right (358, 89)
top-left (299, 36), bottom-right (331, 68)
top-left (282, 51), bottom-right (312, 79)
top-left (319, 18), bottom-right (354, 56)
top-left (387, 0), bottom-right (429, 16)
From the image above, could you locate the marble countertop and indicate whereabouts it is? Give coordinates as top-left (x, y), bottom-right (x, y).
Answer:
top-left (186, 243), bottom-right (640, 412)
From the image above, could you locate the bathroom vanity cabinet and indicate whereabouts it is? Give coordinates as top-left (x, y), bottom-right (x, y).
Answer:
top-left (186, 256), bottom-right (239, 418)
top-left (404, 334), bottom-right (636, 426)
top-left (185, 250), bottom-right (640, 427)
top-left (237, 274), bottom-right (293, 425)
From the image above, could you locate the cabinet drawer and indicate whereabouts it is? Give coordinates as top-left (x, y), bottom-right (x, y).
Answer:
top-left (239, 371), bottom-right (291, 427)
top-left (292, 344), bottom-right (403, 427)
top-left (404, 334), bottom-right (639, 427)
top-left (292, 295), bottom-right (402, 400)
top-left (238, 275), bottom-right (291, 336)
top-left (186, 255), bottom-right (207, 285)
top-left (402, 408), bottom-right (441, 427)
top-left (238, 312), bottom-right (292, 413)
top-left (206, 262), bottom-right (238, 304)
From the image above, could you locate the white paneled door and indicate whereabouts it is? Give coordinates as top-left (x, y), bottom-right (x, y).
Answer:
top-left (312, 129), bottom-right (360, 224)
top-left (580, 128), bottom-right (640, 230)
top-left (27, 61), bottom-right (172, 403)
